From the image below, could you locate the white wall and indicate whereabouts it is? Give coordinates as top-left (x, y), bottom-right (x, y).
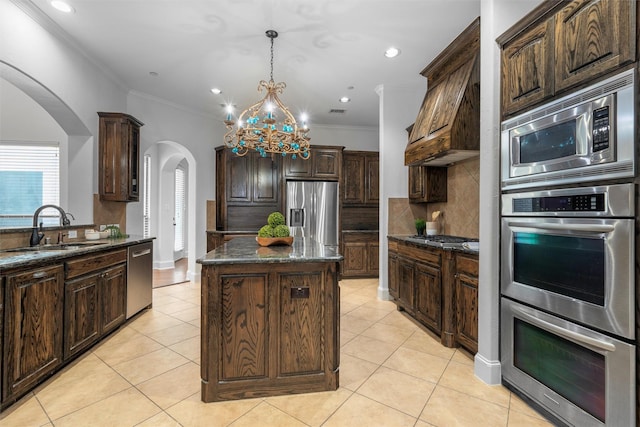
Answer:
top-left (311, 124), bottom-right (378, 151)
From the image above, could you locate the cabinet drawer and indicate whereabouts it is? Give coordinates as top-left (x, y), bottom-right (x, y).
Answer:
top-left (65, 249), bottom-right (127, 279)
top-left (456, 254), bottom-right (478, 276)
top-left (398, 244), bottom-right (441, 266)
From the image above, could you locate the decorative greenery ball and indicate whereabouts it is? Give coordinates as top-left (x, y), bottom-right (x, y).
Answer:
top-left (267, 211), bottom-right (285, 227)
top-left (273, 224), bottom-right (290, 237)
top-left (258, 225), bottom-right (274, 237)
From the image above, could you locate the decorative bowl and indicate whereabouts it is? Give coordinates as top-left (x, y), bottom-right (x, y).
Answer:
top-left (256, 236), bottom-right (293, 247)
top-left (85, 231), bottom-right (100, 240)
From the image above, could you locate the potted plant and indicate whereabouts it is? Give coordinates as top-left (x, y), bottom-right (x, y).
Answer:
top-left (415, 218), bottom-right (426, 236)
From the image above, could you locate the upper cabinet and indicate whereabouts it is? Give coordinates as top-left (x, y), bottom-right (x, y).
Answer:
top-left (498, 0), bottom-right (636, 118)
top-left (408, 166), bottom-right (447, 204)
top-left (98, 112), bottom-right (144, 202)
top-left (216, 147), bottom-right (282, 231)
top-left (405, 17), bottom-right (480, 167)
top-left (342, 151), bottom-right (379, 206)
top-left (283, 146), bottom-right (343, 181)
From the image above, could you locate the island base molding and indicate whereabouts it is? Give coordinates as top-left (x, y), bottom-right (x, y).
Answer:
top-left (200, 260), bottom-right (340, 402)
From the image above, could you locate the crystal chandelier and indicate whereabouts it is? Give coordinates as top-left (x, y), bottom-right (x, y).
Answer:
top-left (223, 30), bottom-right (310, 159)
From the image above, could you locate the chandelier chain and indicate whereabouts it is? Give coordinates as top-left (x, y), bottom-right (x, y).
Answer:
top-left (270, 35), bottom-right (274, 82)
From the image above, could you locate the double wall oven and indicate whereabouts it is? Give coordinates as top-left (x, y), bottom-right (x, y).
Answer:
top-left (500, 70), bottom-right (636, 426)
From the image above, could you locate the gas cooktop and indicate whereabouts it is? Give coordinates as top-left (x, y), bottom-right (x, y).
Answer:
top-left (406, 234), bottom-right (479, 249)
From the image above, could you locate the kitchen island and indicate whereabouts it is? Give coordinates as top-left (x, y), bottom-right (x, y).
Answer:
top-left (197, 237), bottom-right (342, 402)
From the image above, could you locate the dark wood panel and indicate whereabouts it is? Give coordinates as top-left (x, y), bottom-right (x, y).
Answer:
top-left (64, 274), bottom-right (100, 360)
top-left (220, 274), bottom-right (268, 380)
top-left (65, 250), bottom-right (127, 280)
top-left (278, 272), bottom-right (324, 375)
top-left (100, 264), bottom-right (126, 335)
top-left (3, 265), bottom-right (64, 402)
top-left (341, 207), bottom-right (378, 230)
top-left (226, 205), bottom-right (279, 231)
top-left (414, 261), bottom-right (442, 334)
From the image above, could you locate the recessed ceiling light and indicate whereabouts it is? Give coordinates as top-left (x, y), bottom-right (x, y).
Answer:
top-left (339, 97), bottom-right (350, 103)
top-left (149, 71), bottom-right (159, 77)
top-left (51, 1), bottom-right (75, 13)
top-left (211, 88), bottom-right (222, 95)
top-left (384, 47), bottom-right (400, 58)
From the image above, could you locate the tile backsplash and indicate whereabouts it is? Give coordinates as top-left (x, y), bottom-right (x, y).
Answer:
top-left (389, 157), bottom-right (479, 239)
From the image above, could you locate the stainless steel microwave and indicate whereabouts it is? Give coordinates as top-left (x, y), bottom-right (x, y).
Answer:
top-left (501, 69), bottom-right (635, 190)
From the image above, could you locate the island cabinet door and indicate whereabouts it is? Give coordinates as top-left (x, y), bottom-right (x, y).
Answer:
top-left (277, 272), bottom-right (324, 376)
top-left (218, 274), bottom-right (268, 381)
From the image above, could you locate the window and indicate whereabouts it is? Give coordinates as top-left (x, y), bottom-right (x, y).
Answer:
top-left (174, 166), bottom-right (185, 252)
top-left (0, 142), bottom-right (60, 227)
top-left (143, 154), bottom-right (151, 238)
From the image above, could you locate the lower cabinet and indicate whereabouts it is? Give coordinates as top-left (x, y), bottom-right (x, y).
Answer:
top-left (64, 250), bottom-right (127, 360)
top-left (341, 232), bottom-right (379, 278)
top-left (387, 238), bottom-right (478, 353)
top-left (64, 263), bottom-right (126, 359)
top-left (454, 254), bottom-right (479, 354)
top-left (2, 264), bottom-right (64, 403)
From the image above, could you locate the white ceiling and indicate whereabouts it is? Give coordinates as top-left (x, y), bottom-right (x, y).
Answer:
top-left (24, 0), bottom-right (481, 128)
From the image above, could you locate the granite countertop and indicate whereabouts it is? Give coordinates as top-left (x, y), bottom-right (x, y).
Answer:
top-left (389, 235), bottom-right (479, 255)
top-left (198, 236), bottom-right (342, 265)
top-left (206, 230), bottom-right (257, 234)
top-left (0, 235), bottom-right (154, 271)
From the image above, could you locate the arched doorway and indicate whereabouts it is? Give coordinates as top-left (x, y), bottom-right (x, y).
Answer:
top-left (145, 141), bottom-right (197, 282)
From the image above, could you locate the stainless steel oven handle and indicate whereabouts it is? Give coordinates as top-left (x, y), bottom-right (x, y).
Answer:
top-left (512, 305), bottom-right (616, 352)
top-left (506, 222), bottom-right (615, 233)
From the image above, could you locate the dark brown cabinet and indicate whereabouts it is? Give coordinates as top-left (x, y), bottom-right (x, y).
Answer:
top-left (500, 18), bottom-right (554, 116)
top-left (216, 147), bottom-right (282, 231)
top-left (342, 151), bottom-right (379, 206)
top-left (98, 112), bottom-right (143, 202)
top-left (387, 237), bottom-right (477, 353)
top-left (64, 250), bottom-right (127, 360)
top-left (409, 166), bottom-right (447, 203)
top-left (498, 0), bottom-right (636, 117)
top-left (414, 261), bottom-right (442, 334)
top-left (201, 260), bottom-right (339, 401)
top-left (283, 146), bottom-right (342, 181)
top-left (454, 254), bottom-right (478, 354)
top-left (2, 265), bottom-right (64, 403)
top-left (341, 232), bottom-right (379, 278)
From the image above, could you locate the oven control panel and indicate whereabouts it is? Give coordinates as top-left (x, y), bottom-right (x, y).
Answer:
top-left (592, 106), bottom-right (610, 152)
top-left (513, 193), bottom-right (605, 213)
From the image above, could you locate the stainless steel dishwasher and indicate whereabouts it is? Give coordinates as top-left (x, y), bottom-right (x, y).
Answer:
top-left (126, 241), bottom-right (153, 318)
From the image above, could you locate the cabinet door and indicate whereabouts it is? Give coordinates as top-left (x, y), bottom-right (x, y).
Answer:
top-left (277, 272), bottom-right (324, 375)
top-left (343, 153), bottom-right (365, 205)
top-left (367, 241), bottom-right (379, 275)
top-left (365, 155), bottom-right (379, 204)
top-left (342, 242), bottom-right (368, 276)
top-left (388, 253), bottom-right (399, 299)
top-left (312, 148), bottom-right (341, 180)
top-left (409, 166), bottom-right (447, 203)
top-left (100, 264), bottom-right (126, 335)
top-left (397, 258), bottom-right (415, 312)
top-left (555, 0), bottom-right (635, 92)
top-left (455, 255), bottom-right (479, 353)
top-left (3, 265), bottom-right (64, 402)
top-left (501, 18), bottom-right (555, 116)
top-left (253, 155), bottom-right (280, 204)
top-left (127, 122), bottom-right (140, 201)
top-left (64, 274), bottom-right (100, 360)
top-left (414, 261), bottom-right (441, 334)
top-left (226, 153), bottom-right (252, 202)
top-left (283, 155), bottom-right (312, 178)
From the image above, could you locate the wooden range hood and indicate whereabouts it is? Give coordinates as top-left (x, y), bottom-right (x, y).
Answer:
top-left (405, 18), bottom-right (480, 167)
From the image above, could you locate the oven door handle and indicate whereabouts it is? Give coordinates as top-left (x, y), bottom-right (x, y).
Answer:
top-left (512, 305), bottom-right (616, 352)
top-left (506, 222), bottom-right (615, 234)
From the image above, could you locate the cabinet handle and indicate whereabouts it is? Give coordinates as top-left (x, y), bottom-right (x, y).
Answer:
top-left (32, 271), bottom-right (48, 279)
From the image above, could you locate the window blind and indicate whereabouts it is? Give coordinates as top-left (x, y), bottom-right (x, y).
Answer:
top-left (174, 166), bottom-right (185, 252)
top-left (143, 154), bottom-right (151, 238)
top-left (0, 142), bottom-right (60, 227)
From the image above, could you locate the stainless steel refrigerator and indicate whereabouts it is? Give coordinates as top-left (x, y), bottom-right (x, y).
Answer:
top-left (286, 181), bottom-right (339, 246)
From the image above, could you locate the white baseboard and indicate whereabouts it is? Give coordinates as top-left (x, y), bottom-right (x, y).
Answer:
top-left (474, 352), bottom-right (502, 385)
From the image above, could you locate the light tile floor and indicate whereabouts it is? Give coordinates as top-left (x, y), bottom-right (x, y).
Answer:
top-left (1, 278), bottom-right (554, 426)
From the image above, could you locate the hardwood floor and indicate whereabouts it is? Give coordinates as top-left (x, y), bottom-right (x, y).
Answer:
top-left (152, 258), bottom-right (188, 288)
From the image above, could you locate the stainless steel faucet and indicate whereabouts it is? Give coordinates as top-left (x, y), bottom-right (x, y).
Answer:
top-left (30, 205), bottom-right (73, 246)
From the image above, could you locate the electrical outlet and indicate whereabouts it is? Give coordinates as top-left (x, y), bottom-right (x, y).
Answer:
top-left (68, 230), bottom-right (77, 238)
top-left (99, 225), bottom-right (106, 231)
